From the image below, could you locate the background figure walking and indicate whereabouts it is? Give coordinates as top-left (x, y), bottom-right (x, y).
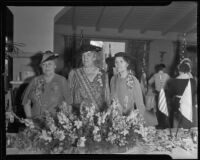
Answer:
top-left (148, 64), bottom-right (170, 129)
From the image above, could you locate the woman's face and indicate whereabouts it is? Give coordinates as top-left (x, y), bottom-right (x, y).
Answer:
top-left (41, 60), bottom-right (56, 76)
top-left (115, 57), bottom-right (129, 73)
top-left (82, 51), bottom-right (96, 67)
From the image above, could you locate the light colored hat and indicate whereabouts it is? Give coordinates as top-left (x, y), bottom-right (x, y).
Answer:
top-left (41, 51), bottom-right (59, 64)
top-left (80, 44), bottom-right (102, 54)
top-left (178, 58), bottom-right (192, 71)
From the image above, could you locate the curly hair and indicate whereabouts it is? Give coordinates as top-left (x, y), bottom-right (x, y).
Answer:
top-left (178, 62), bottom-right (191, 73)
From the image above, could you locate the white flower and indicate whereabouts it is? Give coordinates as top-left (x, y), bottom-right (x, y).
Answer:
top-left (63, 123), bottom-right (72, 130)
top-left (94, 134), bottom-right (101, 142)
top-left (106, 132), bottom-right (116, 143)
top-left (93, 126), bottom-right (100, 134)
top-left (50, 124), bottom-right (57, 133)
top-left (57, 112), bottom-right (68, 124)
top-left (54, 130), bottom-right (65, 141)
top-left (77, 137), bottom-right (86, 147)
top-left (40, 130), bottom-right (52, 142)
top-left (96, 113), bottom-right (102, 126)
top-left (121, 129), bottom-right (129, 136)
top-left (74, 120), bottom-right (82, 129)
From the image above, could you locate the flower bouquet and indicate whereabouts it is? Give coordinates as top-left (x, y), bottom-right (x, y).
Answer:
top-left (8, 99), bottom-right (149, 154)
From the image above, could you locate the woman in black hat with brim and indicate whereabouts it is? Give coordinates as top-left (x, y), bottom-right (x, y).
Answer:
top-left (22, 51), bottom-right (71, 119)
top-left (110, 52), bottom-right (146, 118)
top-left (68, 44), bottom-right (110, 114)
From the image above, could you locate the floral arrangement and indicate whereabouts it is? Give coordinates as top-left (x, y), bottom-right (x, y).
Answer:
top-left (8, 99), bottom-right (146, 154)
top-left (7, 98), bottom-right (197, 154)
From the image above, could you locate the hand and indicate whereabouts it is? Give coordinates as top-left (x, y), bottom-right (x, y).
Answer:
top-left (6, 112), bottom-right (14, 123)
top-left (123, 107), bottom-right (132, 116)
top-left (24, 118), bottom-right (34, 127)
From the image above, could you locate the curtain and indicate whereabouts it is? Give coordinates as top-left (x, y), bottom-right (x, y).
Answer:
top-left (64, 34), bottom-right (90, 69)
top-left (126, 40), bottom-right (151, 80)
top-left (169, 40), bottom-right (181, 78)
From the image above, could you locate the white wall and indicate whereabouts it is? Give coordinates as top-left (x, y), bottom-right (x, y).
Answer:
top-left (149, 40), bottom-right (175, 75)
top-left (8, 6), bottom-right (63, 53)
top-left (8, 6), bottom-right (63, 80)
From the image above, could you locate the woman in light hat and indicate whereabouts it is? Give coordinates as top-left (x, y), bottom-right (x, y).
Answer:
top-left (68, 45), bottom-right (110, 114)
top-left (110, 52), bottom-right (145, 117)
top-left (22, 51), bottom-right (71, 119)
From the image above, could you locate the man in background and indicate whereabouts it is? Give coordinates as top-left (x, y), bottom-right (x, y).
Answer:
top-left (148, 64), bottom-right (170, 129)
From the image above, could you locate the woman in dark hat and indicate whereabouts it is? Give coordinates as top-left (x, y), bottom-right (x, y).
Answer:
top-left (68, 45), bottom-right (110, 114)
top-left (22, 51), bottom-right (71, 119)
top-left (110, 52), bottom-right (145, 118)
top-left (167, 61), bottom-right (197, 128)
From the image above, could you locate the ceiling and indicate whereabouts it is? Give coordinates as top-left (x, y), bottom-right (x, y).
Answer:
top-left (55, 2), bottom-right (197, 35)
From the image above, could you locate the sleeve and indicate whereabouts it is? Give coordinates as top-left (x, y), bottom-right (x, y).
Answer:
top-left (110, 76), bottom-right (115, 101)
top-left (133, 76), bottom-right (145, 114)
top-left (67, 69), bottom-right (76, 105)
top-left (148, 74), bottom-right (155, 85)
top-left (191, 79), bottom-right (197, 106)
top-left (21, 78), bottom-right (36, 106)
top-left (164, 74), bottom-right (171, 90)
top-left (61, 77), bottom-right (72, 105)
top-left (103, 73), bottom-right (111, 106)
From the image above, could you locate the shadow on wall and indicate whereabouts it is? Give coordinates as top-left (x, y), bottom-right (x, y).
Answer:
top-left (28, 52), bottom-right (43, 76)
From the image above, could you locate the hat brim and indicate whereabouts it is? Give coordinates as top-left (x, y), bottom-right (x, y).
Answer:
top-left (41, 54), bottom-right (59, 64)
top-left (81, 45), bottom-right (102, 54)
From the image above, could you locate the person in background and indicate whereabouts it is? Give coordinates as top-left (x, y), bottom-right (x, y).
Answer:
top-left (110, 52), bottom-right (145, 117)
top-left (68, 45), bottom-right (110, 114)
top-left (148, 63), bottom-right (170, 129)
top-left (22, 51), bottom-right (71, 119)
top-left (167, 61), bottom-right (197, 128)
top-left (179, 58), bottom-right (193, 78)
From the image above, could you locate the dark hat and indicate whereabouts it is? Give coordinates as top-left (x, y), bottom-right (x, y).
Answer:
top-left (41, 50), bottom-right (59, 64)
top-left (81, 44), bottom-right (102, 54)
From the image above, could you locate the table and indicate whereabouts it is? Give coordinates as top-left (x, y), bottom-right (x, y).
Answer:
top-left (7, 145), bottom-right (197, 159)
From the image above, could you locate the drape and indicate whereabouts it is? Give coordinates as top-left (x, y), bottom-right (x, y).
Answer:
top-left (126, 40), bottom-right (151, 80)
top-left (64, 34), bottom-right (90, 68)
top-left (170, 40), bottom-right (181, 78)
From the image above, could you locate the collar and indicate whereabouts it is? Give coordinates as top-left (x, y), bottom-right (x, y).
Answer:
top-left (176, 73), bottom-right (190, 79)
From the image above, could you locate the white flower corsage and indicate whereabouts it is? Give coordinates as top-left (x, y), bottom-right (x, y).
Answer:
top-left (126, 71), bottom-right (135, 89)
top-left (96, 71), bottom-right (103, 87)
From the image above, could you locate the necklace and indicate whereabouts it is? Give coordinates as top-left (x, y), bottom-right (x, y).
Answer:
top-left (84, 67), bottom-right (97, 74)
